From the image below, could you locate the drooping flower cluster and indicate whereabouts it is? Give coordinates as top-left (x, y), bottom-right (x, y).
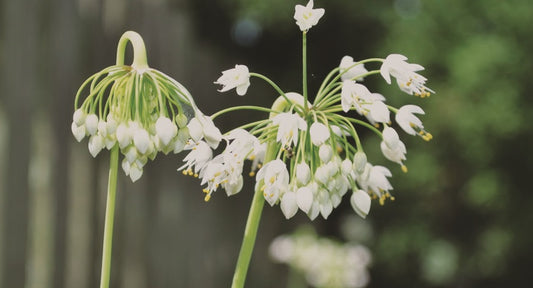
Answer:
top-left (181, 1), bottom-right (433, 220)
top-left (269, 228), bottom-right (372, 288)
top-left (72, 38), bottom-right (219, 182)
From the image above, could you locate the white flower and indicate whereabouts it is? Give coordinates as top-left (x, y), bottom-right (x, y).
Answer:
top-left (319, 144), bottom-right (333, 163)
top-left (310, 122), bottom-right (330, 146)
top-left (225, 128), bottom-right (257, 158)
top-left (368, 165), bottom-right (393, 196)
top-left (350, 190), bottom-right (371, 218)
top-left (214, 64), bottom-right (250, 96)
top-left (339, 56), bottom-right (368, 81)
top-left (396, 104), bottom-right (426, 135)
top-left (280, 191), bottom-right (298, 219)
top-left (71, 122), bottom-right (86, 142)
top-left (129, 162), bottom-right (143, 182)
top-left (179, 141), bottom-right (213, 175)
top-left (365, 101), bottom-right (390, 124)
top-left (380, 139), bottom-right (407, 169)
top-left (256, 159), bottom-right (290, 206)
top-left (73, 109), bottom-right (86, 126)
top-left (133, 127), bottom-right (150, 154)
top-left (187, 114), bottom-right (222, 149)
top-left (380, 54), bottom-right (433, 97)
top-left (296, 186), bottom-right (313, 213)
top-left (155, 116), bottom-right (178, 146)
top-left (271, 112), bottom-right (307, 147)
top-left (88, 134), bottom-right (105, 157)
top-left (296, 162), bottom-right (311, 185)
top-left (116, 123), bottom-right (132, 149)
top-left (85, 114), bottom-right (99, 136)
top-left (352, 151), bottom-right (367, 174)
top-left (382, 126), bottom-right (401, 148)
top-left (340, 81), bottom-right (372, 113)
top-left (294, 0), bottom-right (325, 32)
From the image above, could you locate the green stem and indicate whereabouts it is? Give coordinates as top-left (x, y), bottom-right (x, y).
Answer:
top-left (116, 31), bottom-right (149, 69)
top-left (302, 32), bottom-right (308, 114)
top-left (99, 145), bottom-right (119, 288)
top-left (231, 93), bottom-right (297, 288)
top-left (231, 142), bottom-right (277, 288)
top-left (211, 105), bottom-right (276, 120)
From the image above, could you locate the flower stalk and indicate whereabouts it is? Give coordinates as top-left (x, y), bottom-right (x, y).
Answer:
top-left (99, 145), bottom-right (119, 288)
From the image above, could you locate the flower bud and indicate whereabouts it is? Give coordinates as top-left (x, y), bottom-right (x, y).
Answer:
top-left (350, 190), bottom-right (371, 218)
top-left (73, 109), bottom-right (86, 126)
top-left (352, 151), bottom-right (367, 174)
top-left (319, 144), bottom-right (333, 163)
top-left (296, 162), bottom-right (311, 185)
top-left (296, 186), bottom-right (313, 213)
top-left (155, 116), bottom-right (178, 146)
top-left (85, 114), bottom-right (99, 136)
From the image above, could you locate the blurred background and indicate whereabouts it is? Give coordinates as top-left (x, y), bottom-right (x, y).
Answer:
top-left (1, 0), bottom-right (532, 287)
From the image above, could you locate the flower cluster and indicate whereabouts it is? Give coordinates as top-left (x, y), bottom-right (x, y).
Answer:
top-left (180, 1), bottom-right (433, 220)
top-left (72, 35), bottom-right (219, 182)
top-left (269, 228), bottom-right (371, 288)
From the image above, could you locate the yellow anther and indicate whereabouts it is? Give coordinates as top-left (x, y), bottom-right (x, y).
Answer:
top-left (269, 193), bottom-right (274, 197)
top-left (204, 194), bottom-right (211, 202)
top-left (249, 171), bottom-right (256, 177)
top-left (257, 163), bottom-right (263, 169)
top-left (401, 165), bottom-right (408, 173)
top-left (374, 123), bottom-right (380, 128)
top-left (194, 173), bottom-right (199, 178)
top-left (182, 170), bottom-right (188, 175)
top-left (390, 196), bottom-right (396, 201)
top-left (203, 188), bottom-right (209, 193)
top-left (188, 170), bottom-right (193, 176)
top-left (249, 155), bottom-right (256, 160)
top-left (337, 146), bottom-right (343, 153)
top-left (379, 197), bottom-right (385, 206)
top-left (269, 176), bottom-right (276, 184)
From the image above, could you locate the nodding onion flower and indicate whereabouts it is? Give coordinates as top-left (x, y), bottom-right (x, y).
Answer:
top-left (72, 31), bottom-right (220, 182)
top-left (180, 1), bottom-right (433, 222)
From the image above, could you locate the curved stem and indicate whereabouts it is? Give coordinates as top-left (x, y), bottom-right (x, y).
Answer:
top-left (116, 31), bottom-right (149, 69)
top-left (99, 145), bottom-right (119, 288)
top-left (211, 105), bottom-right (276, 120)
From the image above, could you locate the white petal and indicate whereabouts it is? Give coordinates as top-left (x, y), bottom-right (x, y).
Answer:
top-left (85, 114), bottom-right (98, 136)
top-left (88, 135), bottom-right (104, 157)
top-left (155, 116), bottom-right (177, 146)
top-left (351, 190), bottom-right (371, 218)
top-left (133, 128), bottom-right (150, 154)
top-left (280, 192), bottom-right (298, 219)
top-left (320, 200), bottom-right (333, 219)
top-left (296, 162), bottom-right (311, 185)
top-left (73, 109), bottom-right (86, 126)
top-left (187, 118), bottom-right (203, 142)
top-left (116, 123), bottom-right (131, 149)
top-left (296, 186), bottom-right (313, 213)
top-left (71, 122), bottom-right (86, 142)
top-left (319, 144), bottom-right (333, 163)
top-left (129, 164), bottom-right (143, 182)
top-left (310, 122), bottom-right (330, 146)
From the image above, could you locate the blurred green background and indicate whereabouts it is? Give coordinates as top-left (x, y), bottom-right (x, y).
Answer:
top-left (1, 0), bottom-right (532, 287)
